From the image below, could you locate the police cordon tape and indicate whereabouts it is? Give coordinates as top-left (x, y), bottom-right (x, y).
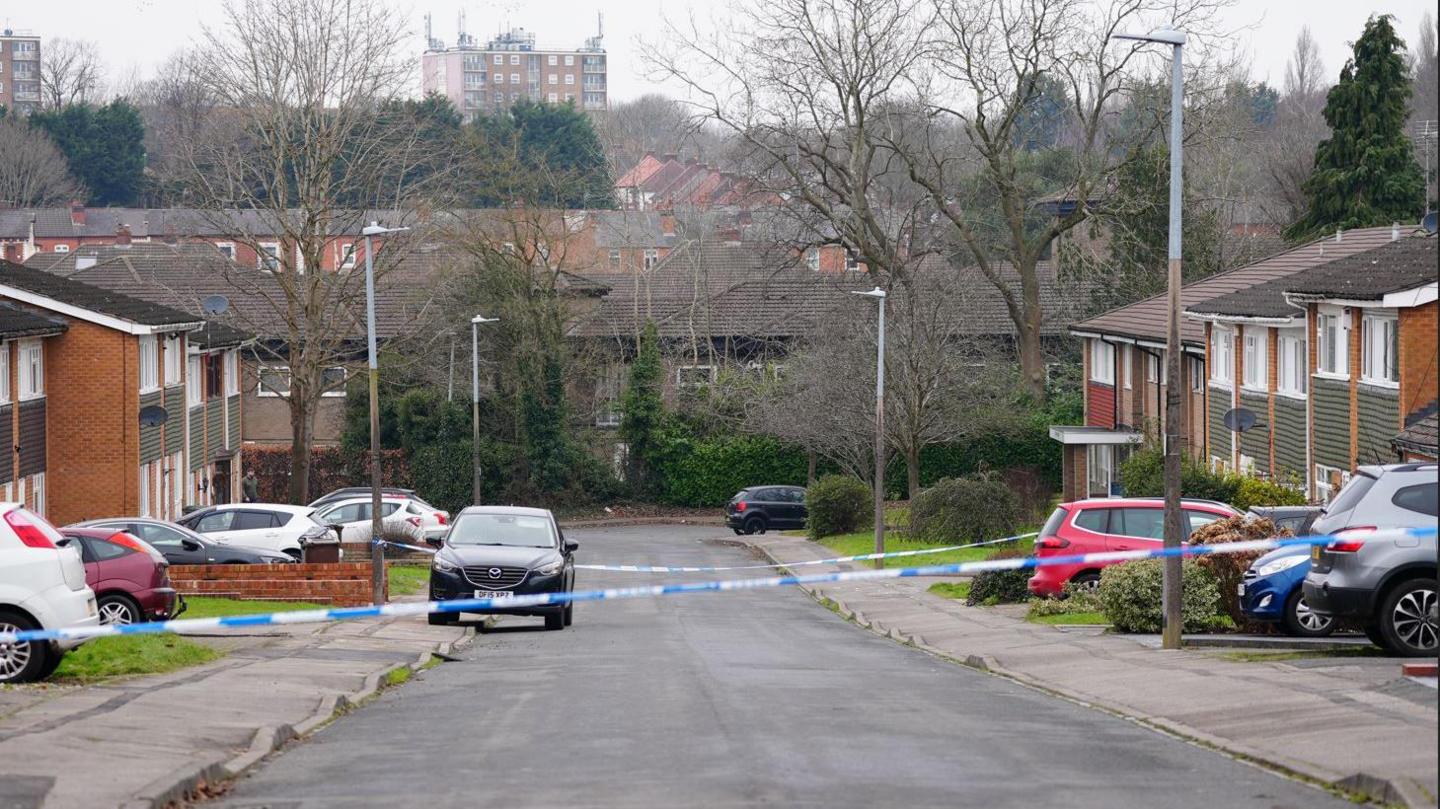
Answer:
top-left (376, 532), bottom-right (1039, 572)
top-left (7, 526), bottom-right (1434, 646)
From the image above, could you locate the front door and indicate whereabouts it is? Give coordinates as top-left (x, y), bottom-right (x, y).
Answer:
top-left (212, 459), bottom-right (233, 505)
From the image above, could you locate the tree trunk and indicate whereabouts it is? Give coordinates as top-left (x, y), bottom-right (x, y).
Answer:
top-left (807, 451), bottom-right (817, 486)
top-left (1018, 312), bottom-right (1047, 401)
top-left (906, 445), bottom-right (921, 500)
top-left (287, 395), bottom-right (315, 505)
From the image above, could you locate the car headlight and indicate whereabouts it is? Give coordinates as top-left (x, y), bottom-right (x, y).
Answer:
top-left (534, 558), bottom-right (564, 576)
top-left (432, 554), bottom-right (458, 573)
top-left (1254, 555), bottom-right (1308, 577)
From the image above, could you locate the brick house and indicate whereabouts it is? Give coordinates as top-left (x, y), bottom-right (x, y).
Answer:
top-left (0, 260), bottom-right (208, 524)
top-left (1052, 225), bottom-right (1399, 501)
top-left (1187, 234), bottom-right (1438, 498)
top-left (0, 303), bottom-right (65, 515)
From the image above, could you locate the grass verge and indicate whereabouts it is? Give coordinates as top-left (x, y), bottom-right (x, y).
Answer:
top-left (927, 581), bottom-right (971, 600)
top-left (818, 531), bottom-right (1034, 568)
top-left (387, 564), bottom-right (430, 596)
top-left (1216, 647), bottom-right (1386, 663)
top-left (1029, 612), bottom-right (1109, 625)
top-left (182, 596), bottom-right (327, 618)
top-left (52, 635), bottom-right (219, 683)
top-left (384, 666), bottom-right (413, 687)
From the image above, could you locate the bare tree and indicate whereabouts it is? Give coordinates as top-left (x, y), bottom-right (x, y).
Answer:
top-left (38, 38), bottom-right (105, 110)
top-left (1261, 26), bottom-right (1331, 226)
top-left (1284, 25), bottom-right (1327, 101)
top-left (175, 0), bottom-right (453, 502)
top-left (0, 117), bottom-right (84, 206)
top-left (132, 50), bottom-right (218, 204)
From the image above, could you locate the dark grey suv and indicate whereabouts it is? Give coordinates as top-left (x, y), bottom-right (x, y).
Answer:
top-left (1302, 463), bottom-right (1438, 656)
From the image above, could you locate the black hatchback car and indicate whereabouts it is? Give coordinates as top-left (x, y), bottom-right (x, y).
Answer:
top-left (726, 486), bottom-right (808, 535)
top-left (427, 506), bottom-right (577, 631)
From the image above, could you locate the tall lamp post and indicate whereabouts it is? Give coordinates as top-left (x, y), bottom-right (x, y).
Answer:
top-left (362, 221), bottom-right (409, 606)
top-left (1112, 26), bottom-right (1186, 649)
top-left (852, 286), bottom-right (887, 568)
top-left (471, 315), bottom-right (499, 505)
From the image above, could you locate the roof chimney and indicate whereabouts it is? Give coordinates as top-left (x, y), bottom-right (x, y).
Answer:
top-left (1334, 228), bottom-right (1342, 242)
top-left (660, 213), bottom-right (675, 236)
top-left (70, 201), bottom-right (86, 227)
top-left (1391, 222), bottom-right (1400, 241)
top-left (116, 224), bottom-right (132, 246)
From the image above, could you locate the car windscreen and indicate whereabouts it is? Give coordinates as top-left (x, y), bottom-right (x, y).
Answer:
top-left (447, 514), bottom-right (556, 548)
top-left (1322, 473), bottom-right (1376, 519)
top-left (1039, 507), bottom-right (1068, 538)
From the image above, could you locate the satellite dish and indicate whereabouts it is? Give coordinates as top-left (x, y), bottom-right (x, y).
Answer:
top-left (1223, 407), bottom-right (1258, 433)
top-left (139, 405), bottom-right (169, 428)
top-left (202, 294), bottom-right (230, 317)
top-left (1424, 212), bottom-right (1438, 235)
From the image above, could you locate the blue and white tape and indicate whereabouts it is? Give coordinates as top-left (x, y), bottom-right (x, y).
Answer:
top-left (6, 527), bottom-right (1432, 645)
top-left (571, 532), bottom-right (1038, 572)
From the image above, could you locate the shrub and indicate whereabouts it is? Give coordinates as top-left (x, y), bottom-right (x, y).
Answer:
top-left (1190, 516), bottom-right (1292, 626)
top-left (908, 474), bottom-right (1022, 544)
top-left (1096, 559), bottom-right (1221, 633)
top-left (1231, 476), bottom-right (1308, 511)
top-left (1119, 445), bottom-right (1240, 503)
top-left (1027, 581), bottom-right (1104, 617)
top-left (806, 475), bottom-right (873, 539)
top-left (654, 424), bottom-right (809, 507)
top-left (965, 549), bottom-right (1033, 606)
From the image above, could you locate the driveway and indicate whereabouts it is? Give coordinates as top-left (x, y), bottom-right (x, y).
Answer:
top-left (213, 524), bottom-right (1351, 809)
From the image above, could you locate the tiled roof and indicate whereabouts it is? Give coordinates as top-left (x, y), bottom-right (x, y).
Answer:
top-left (1394, 410), bottom-right (1438, 455)
top-left (0, 258), bottom-right (205, 329)
top-left (1189, 234), bottom-right (1436, 319)
top-left (1076, 226), bottom-right (1400, 345)
top-left (0, 208), bottom-right (426, 240)
top-left (0, 302), bottom-right (66, 338)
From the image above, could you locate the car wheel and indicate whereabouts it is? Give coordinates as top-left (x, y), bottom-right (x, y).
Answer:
top-left (1281, 590), bottom-right (1335, 637)
top-left (732, 528), bottom-right (744, 536)
top-left (743, 516), bottom-right (766, 536)
top-left (563, 602), bottom-right (574, 627)
top-left (1067, 572), bottom-right (1101, 595)
top-left (0, 610), bottom-right (51, 684)
top-left (97, 594), bottom-right (141, 626)
top-left (1363, 622), bottom-right (1388, 650)
top-left (1378, 578), bottom-right (1438, 657)
top-left (544, 611), bottom-right (564, 631)
top-left (427, 612), bottom-right (455, 626)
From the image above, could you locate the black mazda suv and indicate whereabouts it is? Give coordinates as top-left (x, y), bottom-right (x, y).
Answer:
top-left (427, 506), bottom-right (577, 630)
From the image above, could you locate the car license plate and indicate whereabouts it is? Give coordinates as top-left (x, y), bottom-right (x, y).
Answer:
top-left (1311, 545), bottom-right (1321, 561)
top-left (1236, 583), bottom-right (1245, 597)
top-left (473, 590), bottom-right (513, 600)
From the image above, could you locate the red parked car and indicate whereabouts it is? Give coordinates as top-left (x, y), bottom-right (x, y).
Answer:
top-left (1027, 497), bottom-right (1240, 597)
top-left (57, 528), bottom-right (180, 625)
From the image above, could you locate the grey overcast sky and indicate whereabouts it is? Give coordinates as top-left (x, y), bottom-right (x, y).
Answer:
top-left (7, 0), bottom-right (1436, 102)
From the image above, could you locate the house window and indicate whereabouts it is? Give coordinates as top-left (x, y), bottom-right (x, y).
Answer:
top-left (1360, 313), bottom-right (1399, 385)
top-left (187, 355), bottom-right (202, 406)
top-left (493, 54), bottom-right (503, 64)
top-left (1086, 445), bottom-right (1125, 498)
top-left (548, 54), bottom-right (558, 65)
top-left (1316, 308), bottom-right (1346, 377)
top-left (30, 473), bottom-right (43, 519)
top-left (643, 249), bottom-right (659, 271)
top-left (608, 249), bottom-right (621, 267)
top-left (1121, 344), bottom-right (1133, 389)
top-left (1088, 339), bottom-right (1115, 385)
top-left (339, 243), bottom-right (356, 269)
top-left (510, 73), bottom-right (520, 84)
top-left (1276, 329), bottom-right (1307, 397)
top-left (510, 54), bottom-right (520, 65)
top-left (565, 55), bottom-right (574, 66)
top-left (258, 242), bottom-right (281, 271)
top-left (54, 244), bottom-right (69, 253)
top-left (163, 335), bottom-right (182, 386)
top-left (1209, 326), bottom-right (1234, 386)
top-left (138, 335), bottom-right (160, 393)
top-left (805, 247), bottom-right (821, 272)
top-left (548, 74), bottom-right (557, 85)
top-left (321, 366), bottom-right (348, 397)
top-left (0, 344), bottom-right (8, 405)
top-left (1238, 453), bottom-right (1257, 476)
top-left (1314, 464), bottom-right (1344, 503)
top-left (1242, 329), bottom-right (1268, 390)
top-left (548, 92), bottom-right (558, 103)
top-left (204, 354), bottom-right (223, 398)
top-left (258, 366), bottom-right (290, 397)
top-left (215, 242), bottom-right (235, 260)
top-left (1189, 356), bottom-right (1205, 392)
top-left (676, 365), bottom-right (716, 388)
top-left (1146, 352), bottom-right (1160, 384)
top-left (225, 351), bottom-right (240, 395)
top-left (564, 73), bottom-right (575, 85)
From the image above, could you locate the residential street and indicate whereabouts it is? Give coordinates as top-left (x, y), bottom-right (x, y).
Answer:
top-left (215, 525), bottom-right (1352, 809)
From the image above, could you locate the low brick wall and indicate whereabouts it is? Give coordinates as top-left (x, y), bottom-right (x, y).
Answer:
top-left (339, 542), bottom-right (432, 561)
top-left (170, 562), bottom-right (385, 607)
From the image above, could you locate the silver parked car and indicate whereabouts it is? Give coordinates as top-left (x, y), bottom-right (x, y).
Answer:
top-left (1302, 463), bottom-right (1438, 656)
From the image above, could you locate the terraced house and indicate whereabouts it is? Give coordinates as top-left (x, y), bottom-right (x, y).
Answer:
top-left (1050, 225), bottom-right (1405, 500)
top-left (0, 260), bottom-right (215, 524)
top-left (1187, 234), bottom-right (1437, 499)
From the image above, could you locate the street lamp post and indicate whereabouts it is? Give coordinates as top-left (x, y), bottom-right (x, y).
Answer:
top-left (852, 287), bottom-right (887, 568)
top-left (471, 315), bottom-right (499, 505)
top-left (1112, 27), bottom-right (1186, 649)
top-left (362, 221), bottom-right (409, 606)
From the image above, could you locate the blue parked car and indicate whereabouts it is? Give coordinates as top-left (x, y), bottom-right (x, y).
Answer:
top-left (1238, 506), bottom-right (1332, 637)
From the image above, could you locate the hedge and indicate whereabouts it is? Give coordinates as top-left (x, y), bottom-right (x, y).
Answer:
top-left (656, 434), bottom-right (809, 507)
top-left (1119, 445), bottom-right (1310, 510)
top-left (244, 445), bottom-right (412, 505)
top-left (908, 474), bottom-right (1022, 543)
top-left (806, 475), bottom-right (872, 539)
top-left (1096, 559), bottom-right (1221, 633)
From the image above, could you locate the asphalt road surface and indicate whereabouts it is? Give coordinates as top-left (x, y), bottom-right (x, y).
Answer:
top-left (214, 525), bottom-right (1351, 809)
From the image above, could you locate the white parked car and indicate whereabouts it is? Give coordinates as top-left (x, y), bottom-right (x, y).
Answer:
top-left (314, 495), bottom-right (447, 544)
top-left (175, 504), bottom-right (330, 560)
top-left (0, 504), bottom-right (99, 683)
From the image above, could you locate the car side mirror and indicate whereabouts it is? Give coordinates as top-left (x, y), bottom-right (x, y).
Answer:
top-left (181, 539), bottom-right (202, 551)
top-left (425, 536), bottom-right (443, 548)
top-left (563, 540), bottom-right (579, 554)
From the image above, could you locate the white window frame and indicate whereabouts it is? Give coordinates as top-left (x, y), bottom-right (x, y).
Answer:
top-left (1209, 326), bottom-right (1234, 388)
top-left (1238, 453), bottom-right (1257, 476)
top-left (565, 55), bottom-right (574, 66)
top-left (224, 350), bottom-right (240, 395)
top-left (548, 92), bottom-right (558, 103)
top-left (548, 54), bottom-right (558, 66)
top-left (1122, 344), bottom-right (1133, 390)
top-left (163, 334), bottom-right (182, 387)
top-left (54, 244), bottom-right (69, 254)
top-left (320, 366), bottom-right (348, 397)
top-left (493, 54), bottom-right (503, 65)
top-left (215, 241), bottom-right (235, 260)
top-left (510, 54), bottom-right (520, 65)
top-left (339, 242), bottom-right (356, 269)
top-left (1360, 312), bottom-right (1399, 387)
top-left (676, 365), bottom-right (716, 388)
top-left (643, 249), bottom-right (659, 271)
top-left (1315, 306), bottom-right (1348, 379)
top-left (510, 72), bottom-right (520, 84)
top-left (548, 74), bottom-right (557, 85)
top-left (258, 366), bottom-right (291, 397)
top-left (30, 472), bottom-right (43, 519)
top-left (1146, 352), bottom-right (1160, 385)
top-left (0, 343), bottom-right (9, 405)
top-left (1088, 339), bottom-right (1115, 385)
top-left (17, 340), bottom-right (42, 401)
top-left (258, 242), bottom-right (281, 271)
top-left (187, 355), bottom-right (203, 406)
top-left (1189, 355), bottom-right (1204, 393)
top-left (139, 462), bottom-right (153, 518)
top-left (1314, 463), bottom-right (1344, 503)
top-left (805, 247), bottom-right (821, 272)
top-left (1276, 328), bottom-right (1307, 398)
top-left (1242, 328), bottom-right (1268, 391)
top-left (138, 335), bottom-right (160, 393)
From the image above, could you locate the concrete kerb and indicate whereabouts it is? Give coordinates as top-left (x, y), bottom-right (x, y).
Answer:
top-left (748, 537), bottom-right (1431, 809)
top-left (123, 624), bottom-right (475, 809)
